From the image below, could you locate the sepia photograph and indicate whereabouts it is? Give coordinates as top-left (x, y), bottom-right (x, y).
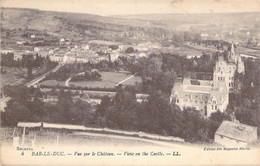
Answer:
top-left (0, 0), bottom-right (260, 165)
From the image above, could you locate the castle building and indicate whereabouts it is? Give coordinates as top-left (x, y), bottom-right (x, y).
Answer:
top-left (170, 43), bottom-right (245, 117)
top-left (170, 78), bottom-right (229, 117)
top-left (213, 43), bottom-right (245, 92)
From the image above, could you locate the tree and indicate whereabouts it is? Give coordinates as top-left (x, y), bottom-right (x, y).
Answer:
top-left (2, 101), bottom-right (31, 126)
top-left (125, 47), bottom-right (134, 53)
top-left (210, 110), bottom-right (231, 122)
top-left (137, 90), bottom-right (172, 134)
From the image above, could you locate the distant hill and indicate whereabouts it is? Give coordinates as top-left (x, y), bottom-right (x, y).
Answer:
top-left (1, 8), bottom-right (260, 42)
top-left (113, 12), bottom-right (260, 32)
top-left (1, 7), bottom-right (170, 41)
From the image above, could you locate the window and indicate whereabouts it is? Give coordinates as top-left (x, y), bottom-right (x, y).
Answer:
top-left (176, 99), bottom-right (179, 103)
top-left (215, 106), bottom-right (217, 110)
top-left (229, 83), bottom-right (231, 87)
top-left (212, 105), bottom-right (214, 110)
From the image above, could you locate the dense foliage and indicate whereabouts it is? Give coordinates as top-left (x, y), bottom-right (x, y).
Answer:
top-left (230, 58), bottom-right (260, 134)
top-left (70, 70), bottom-right (101, 81)
top-left (1, 86), bottom-right (95, 127)
top-left (2, 52), bottom-right (259, 143)
top-left (1, 85), bottom-right (231, 143)
top-left (1, 53), bottom-right (58, 78)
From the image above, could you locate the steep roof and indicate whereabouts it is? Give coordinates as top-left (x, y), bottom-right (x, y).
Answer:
top-left (215, 121), bottom-right (257, 142)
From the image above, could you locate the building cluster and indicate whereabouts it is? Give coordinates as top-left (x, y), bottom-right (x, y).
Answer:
top-left (170, 43), bottom-right (245, 117)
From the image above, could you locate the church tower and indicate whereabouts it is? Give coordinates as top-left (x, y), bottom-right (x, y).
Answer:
top-left (229, 43), bottom-right (236, 62)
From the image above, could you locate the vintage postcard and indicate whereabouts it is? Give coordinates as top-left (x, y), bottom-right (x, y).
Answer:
top-left (0, 0), bottom-right (260, 165)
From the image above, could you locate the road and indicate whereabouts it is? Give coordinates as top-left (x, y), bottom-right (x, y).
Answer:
top-left (40, 87), bottom-right (149, 99)
top-left (184, 43), bottom-right (222, 53)
top-left (65, 72), bottom-right (85, 87)
top-left (1, 64), bottom-right (63, 111)
top-left (25, 64), bottom-right (63, 88)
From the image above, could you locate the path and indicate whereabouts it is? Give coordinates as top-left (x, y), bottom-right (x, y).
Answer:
top-left (116, 73), bottom-right (137, 86)
top-left (64, 72), bottom-right (85, 87)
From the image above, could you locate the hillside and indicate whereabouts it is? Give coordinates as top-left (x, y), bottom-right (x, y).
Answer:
top-left (1, 8), bottom-right (260, 43)
top-left (113, 12), bottom-right (260, 33)
top-left (1, 8), bottom-right (168, 41)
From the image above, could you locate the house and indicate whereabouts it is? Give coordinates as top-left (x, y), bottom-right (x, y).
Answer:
top-left (118, 45), bottom-right (124, 51)
top-left (84, 45), bottom-right (89, 50)
top-left (110, 51), bottom-right (119, 62)
top-left (138, 52), bottom-right (147, 58)
top-left (16, 41), bottom-right (25, 45)
top-left (34, 47), bottom-right (40, 52)
top-left (0, 96), bottom-right (12, 112)
top-left (42, 95), bottom-right (58, 103)
top-left (49, 49), bottom-right (54, 54)
top-left (215, 121), bottom-right (257, 146)
top-left (201, 33), bottom-right (209, 39)
top-left (49, 55), bottom-right (63, 62)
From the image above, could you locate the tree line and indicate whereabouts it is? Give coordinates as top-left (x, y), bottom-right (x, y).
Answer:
top-left (1, 85), bottom-right (230, 143)
top-left (1, 52), bottom-right (58, 78)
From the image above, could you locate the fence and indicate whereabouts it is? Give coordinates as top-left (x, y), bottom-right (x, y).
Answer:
top-left (17, 122), bottom-right (185, 143)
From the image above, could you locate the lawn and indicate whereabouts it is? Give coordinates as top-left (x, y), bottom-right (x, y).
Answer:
top-left (40, 71), bottom-right (142, 89)
top-left (69, 71), bottom-right (142, 89)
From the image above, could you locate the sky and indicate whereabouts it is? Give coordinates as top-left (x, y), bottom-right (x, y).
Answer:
top-left (1, 0), bottom-right (260, 16)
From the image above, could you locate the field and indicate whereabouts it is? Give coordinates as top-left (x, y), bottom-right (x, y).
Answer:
top-left (160, 45), bottom-right (204, 57)
top-left (40, 71), bottom-right (142, 89)
top-left (40, 80), bottom-right (65, 87)
top-left (237, 46), bottom-right (260, 58)
top-left (88, 40), bottom-right (121, 46)
top-left (69, 71), bottom-right (142, 89)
